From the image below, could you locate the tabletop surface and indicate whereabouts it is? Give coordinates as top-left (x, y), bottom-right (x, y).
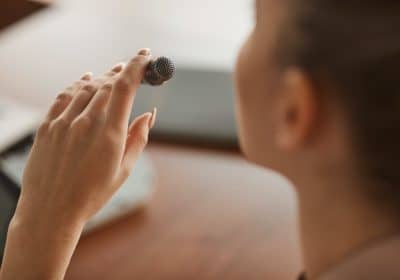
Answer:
top-left (65, 144), bottom-right (302, 280)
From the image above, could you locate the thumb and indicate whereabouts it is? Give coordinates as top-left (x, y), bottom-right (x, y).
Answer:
top-left (119, 108), bottom-right (157, 180)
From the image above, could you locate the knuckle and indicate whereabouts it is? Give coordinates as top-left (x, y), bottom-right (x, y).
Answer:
top-left (74, 80), bottom-right (86, 87)
top-left (80, 84), bottom-right (97, 93)
top-left (90, 79), bottom-right (103, 88)
top-left (56, 92), bottom-right (72, 102)
top-left (65, 80), bottom-right (84, 92)
top-left (52, 117), bottom-right (70, 131)
top-left (104, 129), bottom-right (121, 145)
top-left (129, 55), bottom-right (147, 65)
top-left (64, 85), bottom-right (74, 92)
top-left (128, 57), bottom-right (147, 81)
top-left (101, 83), bottom-right (113, 92)
top-left (108, 68), bottom-right (120, 77)
top-left (87, 111), bottom-right (106, 125)
top-left (49, 99), bottom-right (64, 113)
top-left (71, 115), bottom-right (92, 131)
top-left (36, 121), bottom-right (51, 138)
top-left (114, 77), bottom-right (131, 93)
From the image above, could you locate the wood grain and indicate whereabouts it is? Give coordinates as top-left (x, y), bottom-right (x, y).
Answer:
top-left (65, 143), bottom-right (303, 280)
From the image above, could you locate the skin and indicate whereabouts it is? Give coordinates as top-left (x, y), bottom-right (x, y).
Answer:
top-left (236, 0), bottom-right (400, 278)
top-left (1, 1), bottom-right (399, 279)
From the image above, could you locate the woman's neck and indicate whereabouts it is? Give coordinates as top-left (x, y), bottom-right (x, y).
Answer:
top-left (297, 177), bottom-right (400, 279)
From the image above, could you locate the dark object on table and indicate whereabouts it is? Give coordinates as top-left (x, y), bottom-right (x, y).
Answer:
top-left (0, 135), bottom-right (32, 260)
top-left (0, 170), bottom-right (20, 260)
top-left (136, 68), bottom-right (238, 148)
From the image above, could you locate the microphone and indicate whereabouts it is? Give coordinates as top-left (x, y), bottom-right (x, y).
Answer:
top-left (142, 56), bottom-right (176, 86)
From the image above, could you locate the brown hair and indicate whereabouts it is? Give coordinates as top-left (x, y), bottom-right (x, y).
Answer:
top-left (279, 1), bottom-right (400, 203)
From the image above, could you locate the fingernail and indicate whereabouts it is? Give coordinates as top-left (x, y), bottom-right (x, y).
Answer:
top-left (81, 72), bottom-right (93, 80)
top-left (148, 107), bottom-right (157, 129)
top-left (138, 48), bottom-right (151, 56)
top-left (112, 62), bottom-right (126, 72)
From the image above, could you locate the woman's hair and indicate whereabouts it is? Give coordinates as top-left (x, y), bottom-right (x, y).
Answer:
top-left (278, 1), bottom-right (400, 204)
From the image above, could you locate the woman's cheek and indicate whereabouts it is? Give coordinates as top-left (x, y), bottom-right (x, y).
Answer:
top-left (235, 34), bottom-right (254, 94)
top-left (234, 34), bottom-right (258, 157)
top-left (234, 31), bottom-right (279, 166)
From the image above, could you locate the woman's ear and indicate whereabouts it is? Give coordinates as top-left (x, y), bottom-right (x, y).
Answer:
top-left (275, 68), bottom-right (317, 151)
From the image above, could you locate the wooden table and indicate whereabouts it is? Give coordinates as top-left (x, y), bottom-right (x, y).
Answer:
top-left (65, 143), bottom-right (302, 280)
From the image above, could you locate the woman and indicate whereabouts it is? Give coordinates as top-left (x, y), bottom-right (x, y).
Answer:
top-left (1, 0), bottom-right (400, 279)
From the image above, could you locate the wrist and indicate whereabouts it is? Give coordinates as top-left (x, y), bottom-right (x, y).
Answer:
top-left (9, 211), bottom-right (85, 242)
top-left (11, 194), bottom-right (86, 241)
top-left (1, 200), bottom-right (85, 280)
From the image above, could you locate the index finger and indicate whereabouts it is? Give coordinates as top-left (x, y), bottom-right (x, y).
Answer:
top-left (106, 49), bottom-right (152, 132)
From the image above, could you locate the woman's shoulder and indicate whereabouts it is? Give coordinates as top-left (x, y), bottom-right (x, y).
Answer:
top-left (319, 235), bottom-right (400, 280)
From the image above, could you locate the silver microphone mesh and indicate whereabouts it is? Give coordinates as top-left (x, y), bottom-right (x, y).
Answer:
top-left (143, 56), bottom-right (175, 86)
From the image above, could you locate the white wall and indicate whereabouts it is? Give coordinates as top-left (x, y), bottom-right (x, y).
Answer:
top-left (0, 0), bottom-right (252, 107)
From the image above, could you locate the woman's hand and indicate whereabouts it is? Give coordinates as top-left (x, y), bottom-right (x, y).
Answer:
top-left (0, 49), bottom-right (156, 280)
top-left (20, 49), bottom-right (156, 223)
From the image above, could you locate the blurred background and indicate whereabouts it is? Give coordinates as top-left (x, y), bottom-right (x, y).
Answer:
top-left (0, 0), bottom-right (253, 146)
top-left (0, 1), bottom-right (300, 279)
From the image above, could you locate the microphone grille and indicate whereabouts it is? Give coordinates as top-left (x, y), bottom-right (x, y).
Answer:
top-left (144, 56), bottom-right (175, 86)
top-left (153, 56), bottom-right (175, 80)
